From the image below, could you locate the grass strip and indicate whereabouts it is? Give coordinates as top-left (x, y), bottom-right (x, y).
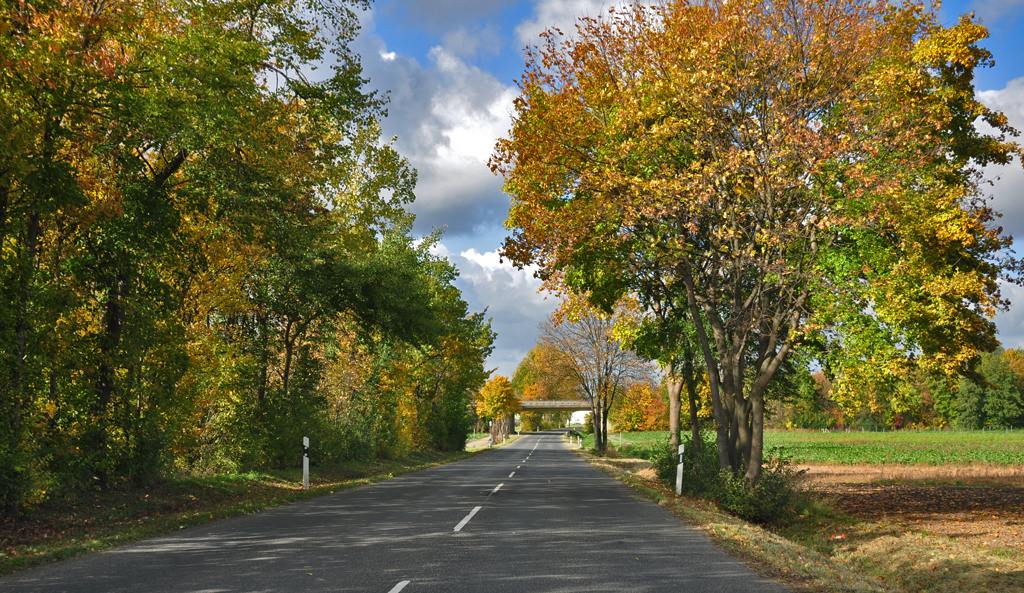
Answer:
top-left (596, 429), bottom-right (1024, 466)
top-left (0, 449), bottom-right (477, 577)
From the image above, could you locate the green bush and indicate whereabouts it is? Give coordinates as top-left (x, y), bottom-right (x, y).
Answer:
top-left (711, 453), bottom-right (805, 523)
top-left (625, 432), bottom-right (806, 525)
top-left (0, 445), bottom-right (32, 515)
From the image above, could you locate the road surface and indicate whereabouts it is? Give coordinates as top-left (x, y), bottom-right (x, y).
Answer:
top-left (0, 431), bottom-right (788, 592)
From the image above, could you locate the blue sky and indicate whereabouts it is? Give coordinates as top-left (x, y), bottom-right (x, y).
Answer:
top-left (349, 0), bottom-right (1024, 378)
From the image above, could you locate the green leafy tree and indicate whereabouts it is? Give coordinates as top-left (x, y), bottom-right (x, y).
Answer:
top-left (957, 349), bottom-right (1024, 429)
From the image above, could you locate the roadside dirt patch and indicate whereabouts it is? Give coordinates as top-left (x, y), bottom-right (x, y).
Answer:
top-left (814, 481), bottom-right (1024, 554)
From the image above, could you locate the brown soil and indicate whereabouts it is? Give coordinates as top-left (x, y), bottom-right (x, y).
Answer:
top-left (805, 466), bottom-right (1024, 555)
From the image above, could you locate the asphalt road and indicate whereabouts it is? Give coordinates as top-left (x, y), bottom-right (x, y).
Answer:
top-left (0, 431), bottom-right (789, 593)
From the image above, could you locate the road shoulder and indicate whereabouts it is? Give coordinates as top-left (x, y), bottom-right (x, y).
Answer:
top-left (568, 440), bottom-right (880, 593)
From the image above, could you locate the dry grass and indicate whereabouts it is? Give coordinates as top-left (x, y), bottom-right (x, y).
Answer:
top-left (798, 463), bottom-right (1024, 486)
top-left (465, 434), bottom-right (522, 451)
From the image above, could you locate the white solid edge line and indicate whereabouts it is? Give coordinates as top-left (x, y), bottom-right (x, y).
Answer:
top-left (454, 506), bottom-right (482, 532)
top-left (509, 472), bottom-right (515, 477)
top-left (387, 581), bottom-right (411, 593)
top-left (493, 483), bottom-right (503, 493)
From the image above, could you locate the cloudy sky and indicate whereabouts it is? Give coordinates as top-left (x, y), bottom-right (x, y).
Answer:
top-left (349, 0), bottom-right (1024, 378)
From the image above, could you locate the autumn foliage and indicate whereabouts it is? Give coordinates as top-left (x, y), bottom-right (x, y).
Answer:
top-left (476, 376), bottom-right (519, 439)
top-left (493, 0), bottom-right (1021, 483)
top-left (610, 383), bottom-right (668, 433)
top-left (0, 0), bottom-right (493, 513)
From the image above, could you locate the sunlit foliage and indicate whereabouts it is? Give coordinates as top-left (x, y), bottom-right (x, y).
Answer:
top-left (0, 0), bottom-right (492, 513)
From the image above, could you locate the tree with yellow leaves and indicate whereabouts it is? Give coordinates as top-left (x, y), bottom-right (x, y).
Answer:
top-left (494, 0), bottom-right (1021, 483)
top-left (476, 376), bottom-right (519, 440)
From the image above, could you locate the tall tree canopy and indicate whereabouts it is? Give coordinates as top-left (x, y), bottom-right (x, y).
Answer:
top-left (492, 0), bottom-right (1021, 482)
top-left (1, 0), bottom-right (493, 512)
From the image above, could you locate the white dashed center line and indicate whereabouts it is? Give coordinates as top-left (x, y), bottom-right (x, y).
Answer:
top-left (509, 472), bottom-right (515, 477)
top-left (454, 507), bottom-right (482, 532)
top-left (388, 581), bottom-right (411, 593)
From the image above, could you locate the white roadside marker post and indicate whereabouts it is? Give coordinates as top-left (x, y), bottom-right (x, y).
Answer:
top-left (302, 436), bottom-right (310, 491)
top-left (675, 444), bottom-right (685, 495)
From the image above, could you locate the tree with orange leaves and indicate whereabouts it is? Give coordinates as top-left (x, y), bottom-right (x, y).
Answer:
top-left (611, 383), bottom-right (668, 433)
top-left (493, 0), bottom-right (1021, 483)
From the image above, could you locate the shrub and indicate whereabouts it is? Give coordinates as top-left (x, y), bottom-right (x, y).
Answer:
top-left (626, 432), bottom-right (806, 525)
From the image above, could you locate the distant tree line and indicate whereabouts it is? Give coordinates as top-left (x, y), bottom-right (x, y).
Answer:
top-left (0, 0), bottom-right (493, 514)
top-left (771, 349), bottom-right (1024, 431)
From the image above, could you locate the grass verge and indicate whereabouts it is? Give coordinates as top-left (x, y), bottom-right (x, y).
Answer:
top-left (466, 433), bottom-right (522, 450)
top-left (568, 436), bottom-right (1023, 593)
top-left (0, 449), bottom-right (475, 577)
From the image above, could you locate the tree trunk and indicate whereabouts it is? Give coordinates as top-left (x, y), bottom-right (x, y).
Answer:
top-left (680, 264), bottom-right (730, 470)
top-left (735, 394), bottom-right (752, 475)
top-left (11, 211), bottom-right (40, 434)
top-left (257, 314), bottom-right (268, 408)
top-left (745, 393), bottom-right (765, 484)
top-left (683, 356), bottom-right (701, 455)
top-left (729, 412), bottom-right (740, 472)
top-left (282, 320), bottom-right (294, 399)
top-left (92, 274), bottom-right (127, 487)
top-left (601, 395), bottom-right (610, 451)
top-left (590, 402), bottom-right (603, 452)
top-left (667, 364), bottom-right (682, 448)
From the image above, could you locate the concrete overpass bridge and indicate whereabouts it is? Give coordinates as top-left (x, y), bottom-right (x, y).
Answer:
top-left (519, 400), bottom-right (591, 412)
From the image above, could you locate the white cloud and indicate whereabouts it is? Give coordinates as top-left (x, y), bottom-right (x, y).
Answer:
top-left (355, 15), bottom-right (516, 236)
top-left (442, 23), bottom-right (503, 58)
top-left (977, 77), bottom-right (1024, 246)
top-left (515, 0), bottom-right (654, 46)
top-left (977, 77), bottom-right (1024, 347)
top-left (434, 244), bottom-right (560, 377)
top-left (383, 0), bottom-right (519, 31)
top-left (978, 76), bottom-right (1024, 121)
top-left (996, 282), bottom-right (1024, 349)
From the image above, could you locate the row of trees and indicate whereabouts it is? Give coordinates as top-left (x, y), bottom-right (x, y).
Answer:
top-left (776, 348), bottom-right (1024, 430)
top-left (1, 0), bottom-right (493, 513)
top-left (494, 0), bottom-right (1022, 483)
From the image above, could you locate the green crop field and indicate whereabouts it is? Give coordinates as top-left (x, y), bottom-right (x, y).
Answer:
top-left (600, 429), bottom-right (1024, 466)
